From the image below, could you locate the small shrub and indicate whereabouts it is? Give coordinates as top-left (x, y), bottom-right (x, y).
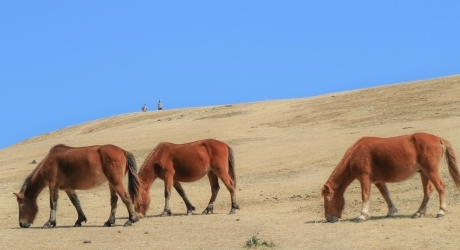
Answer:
top-left (245, 236), bottom-right (275, 249)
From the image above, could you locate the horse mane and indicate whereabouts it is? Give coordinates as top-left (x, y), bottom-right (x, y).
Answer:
top-left (325, 138), bottom-right (364, 188)
top-left (139, 142), bottom-right (166, 173)
top-left (50, 144), bottom-right (70, 151)
top-left (20, 144), bottom-right (67, 194)
top-left (20, 160), bottom-right (44, 194)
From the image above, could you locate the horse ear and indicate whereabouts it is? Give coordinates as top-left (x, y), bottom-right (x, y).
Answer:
top-left (13, 192), bottom-right (24, 200)
top-left (321, 185), bottom-right (329, 196)
top-left (321, 185), bottom-right (332, 200)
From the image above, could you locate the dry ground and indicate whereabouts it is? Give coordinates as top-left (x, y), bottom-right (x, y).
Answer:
top-left (1, 75), bottom-right (460, 249)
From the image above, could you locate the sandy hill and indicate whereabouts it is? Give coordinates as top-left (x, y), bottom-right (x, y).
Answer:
top-left (1, 75), bottom-right (460, 249)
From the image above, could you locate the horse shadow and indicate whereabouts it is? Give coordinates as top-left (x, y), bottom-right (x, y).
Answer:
top-left (12, 224), bottom-right (120, 229)
top-left (11, 215), bottom-right (159, 229)
top-left (142, 212), bottom-right (216, 219)
top-left (304, 214), bottom-right (413, 224)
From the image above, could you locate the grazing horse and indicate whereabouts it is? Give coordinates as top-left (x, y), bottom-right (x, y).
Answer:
top-left (14, 144), bottom-right (141, 228)
top-left (322, 133), bottom-right (460, 223)
top-left (135, 139), bottom-right (239, 217)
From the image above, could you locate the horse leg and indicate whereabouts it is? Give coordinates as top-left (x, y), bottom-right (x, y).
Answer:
top-left (357, 176), bottom-right (371, 222)
top-left (374, 183), bottom-right (398, 218)
top-left (161, 174), bottom-right (174, 217)
top-left (173, 181), bottom-right (195, 215)
top-left (202, 171), bottom-right (220, 214)
top-left (43, 187), bottom-right (59, 228)
top-left (215, 170), bottom-right (239, 214)
top-left (111, 183), bottom-right (139, 227)
top-left (425, 170), bottom-right (446, 218)
top-left (65, 190), bottom-right (87, 227)
top-left (104, 186), bottom-right (118, 227)
top-left (413, 172), bottom-right (434, 218)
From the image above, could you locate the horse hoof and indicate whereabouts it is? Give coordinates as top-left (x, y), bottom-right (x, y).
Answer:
top-left (103, 222), bottom-right (113, 227)
top-left (436, 213), bottom-right (445, 218)
top-left (187, 211), bottom-right (193, 216)
top-left (42, 221), bottom-right (56, 229)
top-left (202, 209), bottom-right (212, 215)
top-left (74, 219), bottom-right (86, 227)
top-left (355, 217), bottom-right (366, 223)
top-left (229, 207), bottom-right (238, 214)
top-left (412, 213), bottom-right (422, 219)
top-left (124, 220), bottom-right (133, 227)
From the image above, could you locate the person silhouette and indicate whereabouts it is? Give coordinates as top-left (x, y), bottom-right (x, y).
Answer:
top-left (142, 104), bottom-right (147, 112)
top-left (157, 100), bottom-right (163, 110)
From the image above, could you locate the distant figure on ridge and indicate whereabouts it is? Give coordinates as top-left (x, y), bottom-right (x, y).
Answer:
top-left (142, 104), bottom-right (148, 112)
top-left (157, 100), bottom-right (163, 110)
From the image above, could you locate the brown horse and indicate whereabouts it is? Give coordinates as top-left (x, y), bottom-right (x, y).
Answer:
top-left (14, 144), bottom-right (141, 228)
top-left (135, 139), bottom-right (239, 217)
top-left (322, 133), bottom-right (460, 223)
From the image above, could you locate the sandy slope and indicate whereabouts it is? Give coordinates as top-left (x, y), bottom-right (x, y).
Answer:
top-left (1, 75), bottom-right (460, 249)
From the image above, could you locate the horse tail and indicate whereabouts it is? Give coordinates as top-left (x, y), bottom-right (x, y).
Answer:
top-left (228, 146), bottom-right (237, 188)
top-left (125, 151), bottom-right (141, 202)
top-left (441, 138), bottom-right (460, 190)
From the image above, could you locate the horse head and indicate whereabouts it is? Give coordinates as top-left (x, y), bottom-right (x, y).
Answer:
top-left (321, 184), bottom-right (344, 222)
top-left (133, 188), bottom-right (150, 217)
top-left (14, 192), bottom-right (38, 228)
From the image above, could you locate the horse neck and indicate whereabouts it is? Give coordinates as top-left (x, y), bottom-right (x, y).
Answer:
top-left (138, 159), bottom-right (155, 191)
top-left (139, 146), bottom-right (162, 188)
top-left (327, 155), bottom-right (355, 194)
top-left (22, 170), bottom-right (46, 200)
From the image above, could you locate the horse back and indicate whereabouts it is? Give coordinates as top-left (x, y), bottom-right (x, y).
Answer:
top-left (157, 139), bottom-right (228, 160)
top-left (152, 139), bottom-right (230, 181)
top-left (97, 144), bottom-right (127, 162)
top-left (44, 144), bottom-right (127, 190)
top-left (354, 133), bottom-right (443, 182)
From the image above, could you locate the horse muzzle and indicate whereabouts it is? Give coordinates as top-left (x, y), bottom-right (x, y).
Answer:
top-left (19, 221), bottom-right (31, 228)
top-left (326, 216), bottom-right (339, 223)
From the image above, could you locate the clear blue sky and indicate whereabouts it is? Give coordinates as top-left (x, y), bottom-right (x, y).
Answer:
top-left (1, 2), bottom-right (459, 149)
